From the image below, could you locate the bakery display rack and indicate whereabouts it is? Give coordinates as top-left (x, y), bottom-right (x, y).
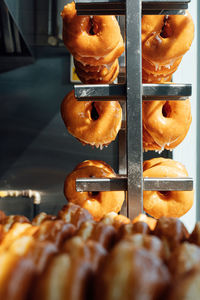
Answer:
top-left (74, 0), bottom-right (193, 219)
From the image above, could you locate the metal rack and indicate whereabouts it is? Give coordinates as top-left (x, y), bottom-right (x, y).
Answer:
top-left (74, 0), bottom-right (193, 219)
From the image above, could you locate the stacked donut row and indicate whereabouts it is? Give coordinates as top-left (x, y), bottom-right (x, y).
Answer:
top-left (0, 203), bottom-right (200, 300)
top-left (63, 158), bottom-right (194, 221)
top-left (61, 89), bottom-right (192, 152)
top-left (61, 2), bottom-right (124, 84)
top-left (142, 14), bottom-right (194, 83)
top-left (62, 3), bottom-right (194, 85)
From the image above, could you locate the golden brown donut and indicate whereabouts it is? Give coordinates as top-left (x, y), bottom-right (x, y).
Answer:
top-left (33, 220), bottom-right (76, 248)
top-left (32, 253), bottom-right (92, 300)
top-left (0, 252), bottom-right (35, 300)
top-left (101, 212), bottom-right (131, 229)
top-left (124, 233), bottom-right (165, 259)
top-left (132, 213), bottom-right (157, 231)
top-left (95, 241), bottom-right (170, 300)
top-left (153, 217), bottom-right (189, 259)
top-left (77, 220), bottom-right (117, 250)
top-left (168, 242), bottom-right (200, 278)
top-left (142, 68), bottom-right (173, 83)
top-left (61, 90), bottom-right (122, 148)
top-left (143, 158), bottom-right (194, 218)
top-left (117, 222), bottom-right (151, 242)
top-left (189, 222), bottom-right (200, 246)
top-left (142, 13), bottom-right (194, 64)
top-left (142, 56), bottom-right (182, 76)
top-left (32, 212), bottom-right (57, 226)
top-left (0, 210), bottom-right (6, 223)
top-left (0, 223), bottom-right (38, 253)
top-left (58, 203), bottom-right (93, 229)
top-left (167, 268), bottom-right (200, 300)
top-left (74, 58), bottom-right (119, 84)
top-left (0, 215), bottom-right (30, 232)
top-left (62, 236), bottom-right (107, 272)
top-left (143, 99), bottom-right (192, 152)
top-left (61, 2), bottom-right (124, 66)
top-left (64, 160), bottom-right (125, 221)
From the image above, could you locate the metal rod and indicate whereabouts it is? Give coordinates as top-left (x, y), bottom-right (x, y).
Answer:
top-left (75, 0), bottom-right (190, 15)
top-left (143, 83), bottom-right (192, 100)
top-left (126, 0), bottom-right (143, 218)
top-left (118, 101), bottom-right (127, 215)
top-left (74, 84), bottom-right (126, 100)
top-left (76, 177), bottom-right (193, 191)
top-left (74, 83), bottom-right (192, 101)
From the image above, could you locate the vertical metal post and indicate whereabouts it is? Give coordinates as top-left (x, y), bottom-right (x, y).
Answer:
top-left (126, 0), bottom-right (143, 218)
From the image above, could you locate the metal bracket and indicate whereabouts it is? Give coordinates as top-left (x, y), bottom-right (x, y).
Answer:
top-left (76, 177), bottom-right (193, 191)
top-left (74, 83), bottom-right (192, 101)
top-left (75, 0), bottom-right (190, 15)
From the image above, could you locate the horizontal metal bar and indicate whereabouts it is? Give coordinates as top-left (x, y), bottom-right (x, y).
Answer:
top-left (74, 84), bottom-right (126, 100)
top-left (143, 83), bottom-right (192, 100)
top-left (76, 176), bottom-right (127, 191)
top-left (74, 83), bottom-right (192, 101)
top-left (75, 0), bottom-right (189, 15)
top-left (76, 177), bottom-right (193, 191)
top-left (144, 177), bottom-right (193, 191)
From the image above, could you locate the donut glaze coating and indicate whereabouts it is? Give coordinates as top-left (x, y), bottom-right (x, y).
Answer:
top-left (64, 160), bottom-right (125, 221)
top-left (143, 99), bottom-right (192, 151)
top-left (61, 2), bottom-right (124, 65)
top-left (61, 90), bottom-right (122, 148)
top-left (143, 158), bottom-right (194, 219)
top-left (142, 13), bottom-right (194, 64)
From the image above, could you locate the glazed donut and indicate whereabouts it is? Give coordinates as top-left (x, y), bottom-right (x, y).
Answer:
top-left (75, 59), bottom-right (119, 84)
top-left (142, 68), bottom-right (172, 83)
top-left (100, 212), bottom-right (130, 229)
top-left (143, 98), bottom-right (192, 151)
top-left (142, 13), bottom-right (194, 64)
top-left (142, 56), bottom-right (182, 76)
top-left (95, 242), bottom-right (170, 300)
top-left (32, 253), bottom-right (92, 300)
top-left (61, 90), bottom-right (122, 148)
top-left (167, 268), bottom-right (200, 300)
top-left (64, 160), bottom-right (125, 221)
top-left (58, 203), bottom-right (93, 229)
top-left (77, 220), bottom-right (116, 250)
top-left (61, 2), bottom-right (124, 66)
top-left (132, 213), bottom-right (157, 231)
top-left (168, 242), bottom-right (200, 278)
top-left (143, 158), bottom-right (194, 219)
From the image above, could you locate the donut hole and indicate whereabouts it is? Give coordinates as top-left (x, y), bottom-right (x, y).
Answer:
top-left (158, 191), bottom-right (171, 197)
top-left (89, 191), bottom-right (100, 197)
top-left (160, 17), bottom-right (172, 39)
top-left (88, 18), bottom-right (98, 35)
top-left (162, 102), bottom-right (171, 118)
top-left (91, 102), bottom-right (99, 121)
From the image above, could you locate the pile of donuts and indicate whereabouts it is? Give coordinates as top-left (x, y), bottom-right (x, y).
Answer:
top-left (142, 13), bottom-right (194, 83)
top-left (1, 202), bottom-right (200, 300)
top-left (63, 158), bottom-right (194, 220)
top-left (60, 2), bottom-right (194, 152)
top-left (61, 2), bottom-right (125, 84)
top-left (141, 12), bottom-right (194, 151)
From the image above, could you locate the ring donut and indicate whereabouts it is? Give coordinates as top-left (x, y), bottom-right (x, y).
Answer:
top-left (61, 2), bottom-right (124, 66)
top-left (142, 13), bottom-right (194, 64)
top-left (143, 158), bottom-right (194, 219)
top-left (143, 98), bottom-right (192, 151)
top-left (64, 160), bottom-right (125, 221)
top-left (61, 90), bottom-right (122, 148)
top-left (142, 69), bottom-right (172, 83)
top-left (75, 59), bottom-right (119, 84)
top-left (142, 56), bottom-right (182, 76)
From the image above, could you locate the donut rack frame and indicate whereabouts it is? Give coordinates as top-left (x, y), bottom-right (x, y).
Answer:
top-left (74, 0), bottom-right (193, 219)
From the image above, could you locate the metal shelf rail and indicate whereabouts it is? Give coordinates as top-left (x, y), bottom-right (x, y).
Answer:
top-left (74, 0), bottom-right (193, 219)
